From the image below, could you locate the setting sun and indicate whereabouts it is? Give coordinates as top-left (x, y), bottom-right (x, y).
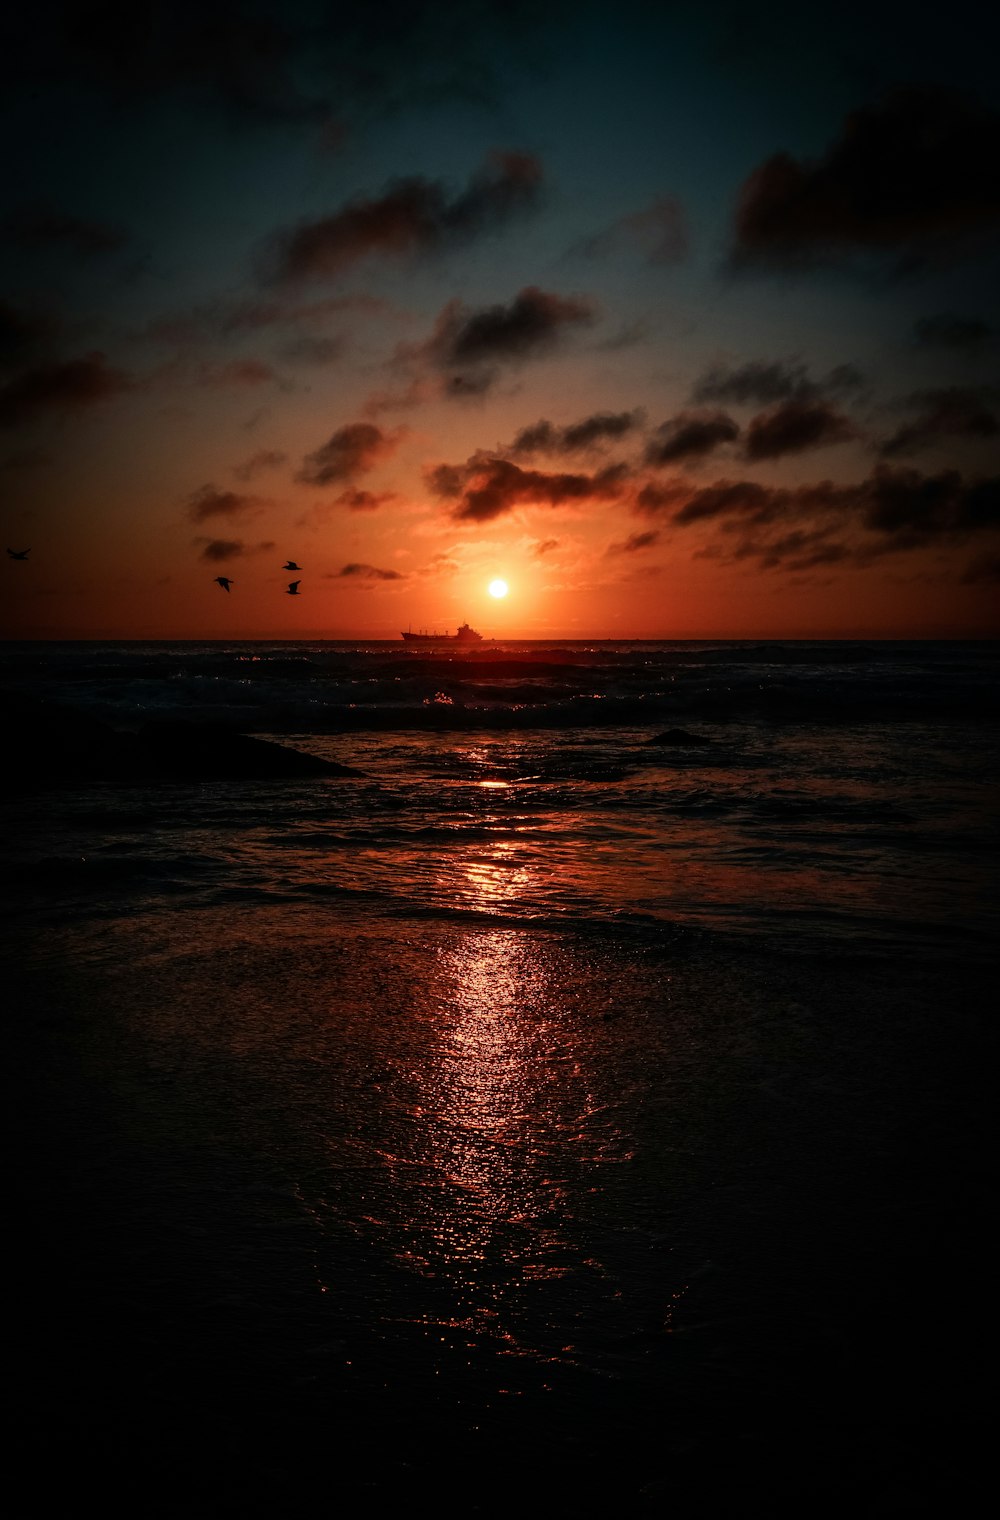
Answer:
top-left (488, 579), bottom-right (509, 599)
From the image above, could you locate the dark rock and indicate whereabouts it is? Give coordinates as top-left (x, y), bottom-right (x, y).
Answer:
top-left (646, 728), bottom-right (713, 746)
top-left (135, 721), bottom-right (363, 779)
top-left (4, 694), bottom-right (363, 784)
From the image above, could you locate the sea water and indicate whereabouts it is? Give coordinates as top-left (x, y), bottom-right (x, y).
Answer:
top-left (3, 640), bottom-right (996, 1512)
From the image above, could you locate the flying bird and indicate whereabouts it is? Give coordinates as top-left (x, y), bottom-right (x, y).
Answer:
top-left (214, 576), bottom-right (234, 592)
top-left (282, 560), bottom-right (301, 571)
top-left (7, 548), bottom-right (30, 559)
top-left (286, 580), bottom-right (301, 595)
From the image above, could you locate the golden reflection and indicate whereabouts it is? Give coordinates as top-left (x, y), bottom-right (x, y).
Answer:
top-left (383, 927), bottom-right (618, 1369)
top-left (457, 839), bottom-right (537, 911)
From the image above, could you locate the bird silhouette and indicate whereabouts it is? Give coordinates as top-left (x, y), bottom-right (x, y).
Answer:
top-left (282, 560), bottom-right (301, 571)
top-left (7, 548), bottom-right (30, 560)
top-left (214, 576), bottom-right (234, 592)
top-left (286, 580), bottom-right (301, 595)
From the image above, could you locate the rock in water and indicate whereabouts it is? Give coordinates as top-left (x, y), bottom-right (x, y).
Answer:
top-left (647, 728), bottom-right (713, 746)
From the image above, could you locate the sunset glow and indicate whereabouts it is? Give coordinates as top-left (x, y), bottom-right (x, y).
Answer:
top-left (1, 3), bottom-right (996, 641)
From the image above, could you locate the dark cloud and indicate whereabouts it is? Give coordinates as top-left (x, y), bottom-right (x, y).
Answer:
top-left (692, 359), bottom-right (863, 407)
top-left (635, 479), bottom-right (688, 516)
top-left (297, 422), bottom-right (400, 486)
top-left (232, 448), bottom-right (287, 481)
top-left (31, 2), bottom-right (334, 125)
top-left (913, 313), bottom-right (993, 348)
top-left (333, 488), bottom-right (396, 512)
top-left (334, 563), bottom-right (404, 580)
top-left (264, 151), bottom-right (542, 284)
top-left (2, 204), bottom-right (128, 257)
top-left (576, 197), bottom-right (688, 264)
top-left (606, 530), bottom-right (660, 554)
top-left (187, 485), bottom-right (264, 523)
top-left (0, 351), bottom-right (132, 427)
top-left (646, 410), bottom-right (739, 466)
top-left (17, 1), bottom-right (547, 129)
top-left (426, 286), bottom-right (596, 374)
top-left (428, 455), bottom-right (626, 523)
top-left (731, 87), bottom-right (1000, 269)
top-left (862, 467), bottom-right (1000, 541)
top-left (880, 388), bottom-right (999, 456)
top-left (510, 409), bottom-right (643, 457)
top-left (744, 401), bottom-right (858, 460)
top-left (533, 538), bottom-right (559, 556)
top-left (670, 479), bottom-right (781, 527)
top-left (197, 538), bottom-right (245, 562)
top-left (639, 464), bottom-right (1000, 571)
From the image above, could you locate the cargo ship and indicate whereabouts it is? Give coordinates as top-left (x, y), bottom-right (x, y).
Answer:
top-left (401, 622), bottom-right (484, 644)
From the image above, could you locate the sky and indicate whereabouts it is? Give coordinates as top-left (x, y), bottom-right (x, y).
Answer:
top-left (1, 0), bottom-right (999, 640)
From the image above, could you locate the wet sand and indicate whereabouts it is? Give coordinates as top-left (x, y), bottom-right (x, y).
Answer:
top-left (6, 901), bottom-right (990, 1513)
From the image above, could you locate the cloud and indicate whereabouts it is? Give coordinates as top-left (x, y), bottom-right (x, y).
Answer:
top-left (263, 151), bottom-right (542, 283)
top-left (692, 359), bottom-right (862, 407)
top-left (576, 197), bottom-right (688, 264)
top-left (637, 464), bottom-right (1000, 571)
top-left (646, 410), bottom-right (739, 466)
top-left (606, 530), bottom-right (660, 555)
top-left (880, 388), bottom-right (999, 456)
top-left (383, 286), bottom-right (598, 405)
top-left (0, 351), bottom-right (133, 427)
top-left (510, 409), bottom-right (643, 457)
top-left (533, 538), bottom-right (559, 556)
top-left (913, 314), bottom-right (993, 349)
top-left (298, 487), bottom-right (398, 527)
top-left (730, 87), bottom-right (1000, 269)
top-left (428, 455), bottom-right (627, 523)
top-left (18, 2), bottom-right (548, 133)
top-left (425, 286), bottom-right (595, 372)
top-left (744, 401), bottom-right (858, 460)
top-left (333, 563), bottom-right (405, 580)
top-left (187, 485), bottom-right (265, 522)
top-left (297, 422), bottom-right (401, 486)
top-left (2, 203), bottom-right (129, 257)
top-left (334, 488), bottom-right (396, 511)
top-left (232, 448), bottom-right (287, 481)
top-left (197, 538), bottom-right (245, 562)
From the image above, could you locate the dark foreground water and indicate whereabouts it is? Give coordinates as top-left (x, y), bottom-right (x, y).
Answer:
top-left (3, 640), bottom-right (996, 1513)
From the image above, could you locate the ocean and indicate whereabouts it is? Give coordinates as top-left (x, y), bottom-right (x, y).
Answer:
top-left (3, 639), bottom-right (996, 1513)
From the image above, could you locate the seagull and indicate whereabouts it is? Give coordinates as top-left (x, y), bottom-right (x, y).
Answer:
top-left (214, 576), bottom-right (234, 592)
top-left (282, 560), bottom-right (301, 571)
top-left (6, 548), bottom-right (30, 560)
top-left (286, 580), bottom-right (301, 595)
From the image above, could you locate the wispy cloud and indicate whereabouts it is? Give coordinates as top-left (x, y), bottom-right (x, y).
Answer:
top-left (263, 151), bottom-right (543, 283)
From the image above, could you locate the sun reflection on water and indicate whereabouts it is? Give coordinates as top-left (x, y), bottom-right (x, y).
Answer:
top-left (376, 926), bottom-right (625, 1372)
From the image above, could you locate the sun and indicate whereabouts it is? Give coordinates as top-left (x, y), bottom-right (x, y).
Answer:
top-left (488, 578), bottom-right (509, 599)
